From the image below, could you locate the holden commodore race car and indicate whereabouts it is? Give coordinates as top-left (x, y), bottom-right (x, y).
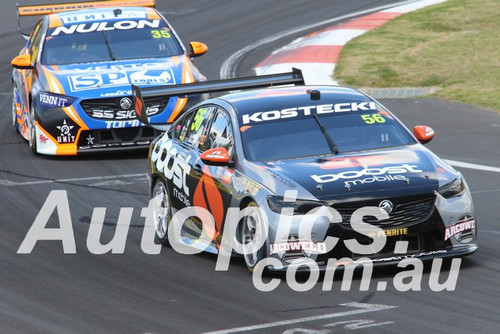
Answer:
top-left (11, 0), bottom-right (207, 155)
top-left (133, 69), bottom-right (477, 271)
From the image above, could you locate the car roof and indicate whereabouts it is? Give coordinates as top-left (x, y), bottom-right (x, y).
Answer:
top-left (46, 6), bottom-right (160, 27)
top-left (218, 85), bottom-right (374, 115)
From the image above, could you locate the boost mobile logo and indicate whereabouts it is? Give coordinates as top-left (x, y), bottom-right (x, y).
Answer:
top-left (311, 164), bottom-right (422, 184)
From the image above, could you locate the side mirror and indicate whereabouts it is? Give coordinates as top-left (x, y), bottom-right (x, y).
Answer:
top-left (201, 147), bottom-right (231, 165)
top-left (11, 54), bottom-right (33, 70)
top-left (189, 41), bottom-right (208, 57)
top-left (414, 125), bottom-right (434, 144)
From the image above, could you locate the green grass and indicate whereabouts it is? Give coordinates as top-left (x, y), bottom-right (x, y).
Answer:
top-left (335, 0), bottom-right (500, 111)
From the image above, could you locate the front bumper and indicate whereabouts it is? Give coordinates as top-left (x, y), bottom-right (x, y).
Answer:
top-left (262, 189), bottom-right (477, 271)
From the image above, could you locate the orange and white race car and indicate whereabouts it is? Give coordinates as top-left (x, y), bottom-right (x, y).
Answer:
top-left (11, 0), bottom-right (207, 155)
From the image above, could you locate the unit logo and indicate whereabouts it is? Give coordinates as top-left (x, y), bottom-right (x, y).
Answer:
top-left (56, 120), bottom-right (75, 143)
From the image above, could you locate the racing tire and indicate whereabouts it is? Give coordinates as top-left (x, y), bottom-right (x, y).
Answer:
top-left (28, 103), bottom-right (38, 155)
top-left (240, 202), bottom-right (266, 272)
top-left (152, 178), bottom-right (172, 247)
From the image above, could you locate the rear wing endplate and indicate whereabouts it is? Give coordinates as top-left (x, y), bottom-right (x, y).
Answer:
top-left (16, 0), bottom-right (156, 38)
top-left (132, 68), bottom-right (305, 131)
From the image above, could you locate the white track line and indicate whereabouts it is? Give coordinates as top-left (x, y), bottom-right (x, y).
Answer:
top-left (203, 303), bottom-right (396, 334)
top-left (0, 173), bottom-right (146, 187)
top-left (1, 160), bottom-right (499, 187)
top-left (443, 160), bottom-right (500, 173)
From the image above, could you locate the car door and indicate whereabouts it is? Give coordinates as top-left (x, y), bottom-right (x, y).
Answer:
top-left (14, 20), bottom-right (43, 123)
top-left (166, 105), bottom-right (215, 211)
top-left (184, 106), bottom-right (236, 242)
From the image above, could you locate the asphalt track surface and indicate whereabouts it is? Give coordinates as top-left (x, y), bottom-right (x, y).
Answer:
top-left (1, 1), bottom-right (499, 333)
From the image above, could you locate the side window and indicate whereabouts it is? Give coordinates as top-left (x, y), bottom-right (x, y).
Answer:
top-left (28, 20), bottom-right (44, 64)
top-left (178, 106), bottom-right (215, 149)
top-left (204, 109), bottom-right (234, 157)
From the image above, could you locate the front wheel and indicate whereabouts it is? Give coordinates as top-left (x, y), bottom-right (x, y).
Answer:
top-left (240, 202), bottom-right (267, 271)
top-left (152, 179), bottom-right (172, 247)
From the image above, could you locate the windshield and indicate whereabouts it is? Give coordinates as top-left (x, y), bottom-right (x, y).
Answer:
top-left (42, 19), bottom-right (183, 65)
top-left (240, 109), bottom-right (416, 161)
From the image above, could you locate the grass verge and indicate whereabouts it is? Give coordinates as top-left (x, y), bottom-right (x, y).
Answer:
top-left (335, 0), bottom-right (500, 111)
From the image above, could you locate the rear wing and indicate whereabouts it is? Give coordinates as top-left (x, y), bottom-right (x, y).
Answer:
top-left (132, 68), bottom-right (305, 131)
top-left (17, 0), bottom-right (156, 38)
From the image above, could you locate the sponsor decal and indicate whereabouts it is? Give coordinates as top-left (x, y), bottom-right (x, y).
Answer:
top-left (232, 174), bottom-right (262, 196)
top-left (91, 104), bottom-right (161, 120)
top-left (60, 11), bottom-right (147, 25)
top-left (151, 137), bottom-right (192, 197)
top-left (270, 241), bottom-right (327, 255)
top-left (39, 93), bottom-right (75, 108)
top-left (51, 19), bottom-right (160, 36)
top-left (56, 120), bottom-right (75, 143)
top-left (241, 102), bottom-right (377, 125)
top-left (173, 188), bottom-right (190, 206)
top-left (203, 150), bottom-right (227, 160)
top-left (105, 120), bottom-right (143, 129)
top-left (100, 90), bottom-right (131, 97)
top-left (369, 227), bottom-right (408, 238)
top-left (265, 168), bottom-right (298, 189)
top-left (39, 134), bottom-right (49, 144)
top-left (69, 69), bottom-right (174, 92)
top-left (319, 155), bottom-right (387, 170)
top-left (445, 216), bottom-right (475, 242)
top-left (73, 62), bottom-right (168, 73)
top-left (311, 164), bottom-right (422, 188)
top-left (86, 135), bottom-right (95, 145)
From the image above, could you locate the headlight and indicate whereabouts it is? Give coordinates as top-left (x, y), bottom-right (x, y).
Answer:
top-left (38, 92), bottom-right (76, 108)
top-left (267, 196), bottom-right (326, 215)
top-left (437, 176), bottom-right (466, 198)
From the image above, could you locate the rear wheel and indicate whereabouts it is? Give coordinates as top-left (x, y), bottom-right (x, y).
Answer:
top-left (240, 202), bottom-right (266, 271)
top-left (152, 179), bottom-right (172, 247)
top-left (28, 104), bottom-right (38, 154)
